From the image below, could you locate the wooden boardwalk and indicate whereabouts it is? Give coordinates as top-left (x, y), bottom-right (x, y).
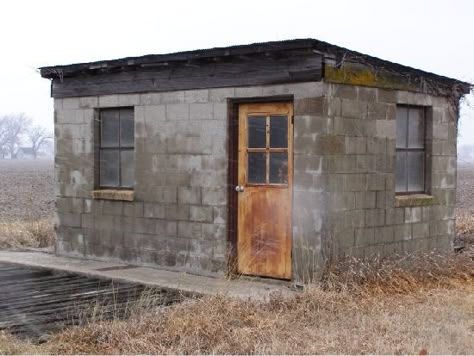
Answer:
top-left (0, 262), bottom-right (170, 339)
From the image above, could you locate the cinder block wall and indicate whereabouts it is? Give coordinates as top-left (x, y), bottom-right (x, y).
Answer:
top-left (53, 80), bottom-right (456, 279)
top-left (53, 82), bottom-right (324, 276)
top-left (320, 84), bottom-right (457, 261)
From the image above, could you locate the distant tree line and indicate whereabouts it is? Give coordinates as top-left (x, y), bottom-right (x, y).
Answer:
top-left (0, 113), bottom-right (52, 159)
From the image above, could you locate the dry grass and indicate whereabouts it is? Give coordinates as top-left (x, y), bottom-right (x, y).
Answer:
top-left (456, 211), bottom-right (474, 245)
top-left (0, 252), bottom-right (472, 355)
top-left (0, 219), bottom-right (54, 249)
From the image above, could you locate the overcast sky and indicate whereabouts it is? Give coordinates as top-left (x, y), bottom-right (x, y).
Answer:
top-left (1, 0), bottom-right (472, 144)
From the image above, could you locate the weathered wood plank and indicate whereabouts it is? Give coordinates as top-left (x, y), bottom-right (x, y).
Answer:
top-left (51, 53), bottom-right (323, 98)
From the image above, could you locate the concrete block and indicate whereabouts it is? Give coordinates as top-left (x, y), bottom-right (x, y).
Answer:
top-left (184, 89), bottom-right (209, 103)
top-left (367, 173), bottom-right (385, 191)
top-left (63, 98), bottom-right (80, 110)
top-left (355, 191), bottom-right (376, 209)
top-left (166, 104), bottom-right (189, 120)
top-left (367, 102), bottom-right (386, 121)
top-left (412, 222), bottom-right (430, 238)
top-left (358, 87), bottom-right (377, 102)
top-left (144, 203), bottom-right (166, 219)
top-left (367, 137), bottom-right (387, 155)
top-left (102, 201), bottom-right (123, 216)
top-left (343, 174), bottom-right (367, 191)
top-left (123, 202), bottom-right (144, 217)
top-left (385, 208), bottom-right (404, 225)
top-left (202, 223), bottom-right (226, 241)
top-left (58, 213), bottom-right (81, 227)
top-left (374, 226), bottom-right (394, 244)
top-left (190, 206), bottom-right (213, 222)
top-left (341, 99), bottom-right (366, 119)
top-left (327, 97), bottom-right (341, 117)
top-left (118, 94), bottom-right (140, 106)
top-left (81, 214), bottom-right (94, 228)
top-left (78, 96), bottom-right (98, 109)
top-left (345, 136), bottom-right (366, 154)
top-left (235, 86), bottom-right (263, 98)
top-left (377, 89), bottom-right (398, 103)
top-left (355, 227), bottom-right (375, 246)
top-left (99, 95), bottom-right (119, 107)
top-left (202, 188), bottom-right (227, 206)
top-left (209, 88), bottom-right (235, 102)
top-left (140, 93), bottom-right (162, 105)
top-left (178, 187), bottom-right (201, 205)
top-left (213, 103), bottom-right (227, 120)
top-left (294, 97), bottom-right (325, 116)
top-left (161, 91), bottom-right (185, 104)
top-left (376, 120), bottom-right (395, 139)
top-left (178, 221), bottom-right (202, 238)
top-left (213, 206), bottom-right (227, 224)
top-left (189, 103), bottom-right (213, 120)
top-left (165, 204), bottom-right (190, 221)
top-left (365, 209), bottom-right (385, 227)
top-left (405, 207), bottom-right (422, 223)
top-left (394, 224), bottom-right (412, 241)
top-left (144, 105), bottom-right (166, 122)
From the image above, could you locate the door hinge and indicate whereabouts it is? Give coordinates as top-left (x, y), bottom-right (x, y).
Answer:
top-left (291, 115), bottom-right (294, 125)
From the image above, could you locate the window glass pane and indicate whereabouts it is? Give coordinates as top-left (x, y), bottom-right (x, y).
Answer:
top-left (396, 107), bottom-right (408, 148)
top-left (248, 152), bottom-right (266, 183)
top-left (120, 150), bottom-right (135, 188)
top-left (408, 108), bottom-right (424, 148)
top-left (270, 152), bottom-right (288, 184)
top-left (407, 152), bottom-right (424, 192)
top-left (100, 149), bottom-right (119, 187)
top-left (270, 115), bottom-right (288, 148)
top-left (395, 152), bottom-right (407, 192)
top-left (101, 110), bottom-right (119, 147)
top-left (120, 109), bottom-right (134, 147)
top-left (248, 116), bottom-right (266, 148)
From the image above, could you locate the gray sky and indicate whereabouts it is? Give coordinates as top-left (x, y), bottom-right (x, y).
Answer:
top-left (1, 0), bottom-right (473, 144)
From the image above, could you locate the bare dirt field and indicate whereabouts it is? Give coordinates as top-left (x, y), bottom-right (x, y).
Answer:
top-left (0, 159), bottom-right (54, 222)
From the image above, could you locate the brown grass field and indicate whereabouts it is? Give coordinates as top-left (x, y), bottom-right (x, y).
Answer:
top-left (0, 159), bottom-right (473, 354)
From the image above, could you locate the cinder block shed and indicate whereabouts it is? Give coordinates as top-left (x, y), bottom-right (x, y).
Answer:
top-left (40, 39), bottom-right (471, 281)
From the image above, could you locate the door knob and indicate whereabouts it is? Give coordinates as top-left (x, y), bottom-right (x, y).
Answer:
top-left (235, 185), bottom-right (245, 192)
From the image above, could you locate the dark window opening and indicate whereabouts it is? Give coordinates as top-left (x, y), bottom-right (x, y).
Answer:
top-left (99, 108), bottom-right (134, 188)
top-left (395, 106), bottom-right (425, 194)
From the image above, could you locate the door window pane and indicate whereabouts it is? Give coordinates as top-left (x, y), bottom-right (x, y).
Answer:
top-left (395, 152), bottom-right (407, 193)
top-left (248, 152), bottom-right (266, 183)
top-left (120, 150), bottom-right (135, 188)
top-left (270, 116), bottom-right (288, 148)
top-left (270, 152), bottom-right (288, 184)
top-left (407, 152), bottom-right (424, 192)
top-left (101, 111), bottom-right (119, 147)
top-left (248, 116), bottom-right (266, 148)
top-left (100, 150), bottom-right (119, 187)
top-left (120, 109), bottom-right (134, 147)
top-left (396, 107), bottom-right (408, 148)
top-left (408, 108), bottom-right (424, 148)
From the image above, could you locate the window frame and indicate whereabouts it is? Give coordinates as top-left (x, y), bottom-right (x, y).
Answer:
top-left (97, 107), bottom-right (135, 190)
top-left (395, 105), bottom-right (427, 195)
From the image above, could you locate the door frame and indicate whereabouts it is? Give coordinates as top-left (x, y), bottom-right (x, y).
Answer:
top-left (226, 95), bottom-right (294, 277)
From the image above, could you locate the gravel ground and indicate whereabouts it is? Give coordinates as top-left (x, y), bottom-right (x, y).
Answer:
top-left (0, 160), bottom-right (55, 222)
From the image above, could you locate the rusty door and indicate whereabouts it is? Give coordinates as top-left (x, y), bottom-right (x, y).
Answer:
top-left (237, 102), bottom-right (293, 279)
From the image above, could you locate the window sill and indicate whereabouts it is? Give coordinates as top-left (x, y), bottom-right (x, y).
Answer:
top-left (395, 194), bottom-right (436, 207)
top-left (92, 189), bottom-right (134, 201)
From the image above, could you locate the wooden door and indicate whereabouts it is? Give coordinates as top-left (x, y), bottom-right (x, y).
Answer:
top-left (237, 102), bottom-right (293, 279)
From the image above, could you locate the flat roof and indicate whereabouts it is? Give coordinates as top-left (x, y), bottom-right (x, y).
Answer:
top-left (40, 38), bottom-right (471, 94)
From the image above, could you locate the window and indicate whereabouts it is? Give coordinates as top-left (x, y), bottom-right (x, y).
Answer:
top-left (99, 108), bottom-right (134, 188)
top-left (395, 106), bottom-right (425, 194)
